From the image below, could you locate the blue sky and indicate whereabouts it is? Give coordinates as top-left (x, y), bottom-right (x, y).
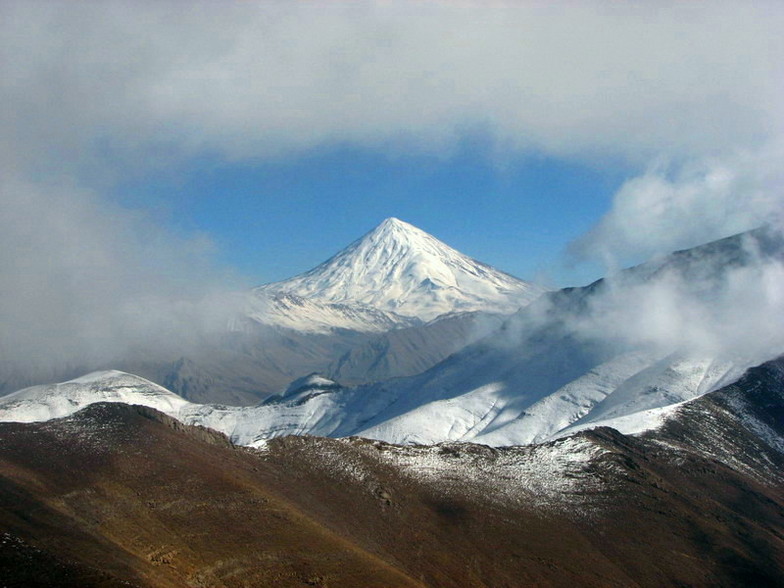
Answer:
top-left (114, 140), bottom-right (626, 287)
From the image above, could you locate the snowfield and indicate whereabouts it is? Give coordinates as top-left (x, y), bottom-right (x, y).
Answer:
top-left (0, 351), bottom-right (751, 450)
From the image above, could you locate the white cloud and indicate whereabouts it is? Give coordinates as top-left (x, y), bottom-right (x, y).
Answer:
top-left (576, 239), bottom-right (784, 366)
top-left (2, 1), bottom-right (782, 174)
top-left (573, 143), bottom-right (784, 265)
top-left (0, 177), bottom-right (243, 377)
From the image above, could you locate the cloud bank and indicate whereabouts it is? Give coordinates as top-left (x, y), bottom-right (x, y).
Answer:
top-left (574, 143), bottom-right (784, 265)
top-left (2, 1), bottom-right (782, 172)
top-left (0, 177), bottom-right (245, 382)
top-left (578, 232), bottom-right (784, 366)
top-left (499, 228), bottom-right (784, 390)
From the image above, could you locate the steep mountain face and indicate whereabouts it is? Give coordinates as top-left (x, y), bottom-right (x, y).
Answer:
top-left (329, 225), bottom-right (784, 446)
top-left (253, 217), bottom-right (545, 327)
top-left (2, 359), bottom-right (784, 587)
top-left (326, 310), bottom-right (507, 384)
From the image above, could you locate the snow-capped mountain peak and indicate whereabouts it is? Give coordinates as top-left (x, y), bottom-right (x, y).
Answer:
top-left (370, 216), bottom-right (413, 235)
top-left (255, 218), bottom-right (545, 322)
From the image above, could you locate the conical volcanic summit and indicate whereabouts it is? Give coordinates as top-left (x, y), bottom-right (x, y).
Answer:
top-left (256, 217), bottom-right (544, 322)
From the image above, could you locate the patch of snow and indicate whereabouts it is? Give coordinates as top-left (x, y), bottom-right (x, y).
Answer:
top-left (361, 435), bottom-right (607, 513)
top-left (557, 402), bottom-right (686, 438)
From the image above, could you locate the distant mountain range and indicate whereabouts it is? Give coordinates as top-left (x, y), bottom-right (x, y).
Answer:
top-left (4, 225), bottom-right (780, 449)
top-left (0, 218), bottom-right (545, 404)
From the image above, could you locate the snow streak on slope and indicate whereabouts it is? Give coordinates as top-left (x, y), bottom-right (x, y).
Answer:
top-left (254, 218), bottom-right (545, 324)
top-left (243, 291), bottom-right (415, 334)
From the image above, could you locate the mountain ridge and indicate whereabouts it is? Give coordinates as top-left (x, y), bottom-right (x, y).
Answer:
top-left (3, 226), bottom-right (782, 447)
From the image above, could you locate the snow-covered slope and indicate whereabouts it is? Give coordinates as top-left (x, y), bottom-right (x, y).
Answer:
top-left (340, 352), bottom-right (747, 446)
top-left (253, 218), bottom-right (545, 327)
top-left (243, 291), bottom-right (416, 334)
top-left (0, 371), bottom-right (190, 423)
top-left (0, 355), bottom-right (750, 450)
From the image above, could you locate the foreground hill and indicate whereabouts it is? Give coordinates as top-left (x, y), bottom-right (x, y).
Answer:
top-left (1, 356), bottom-right (783, 587)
